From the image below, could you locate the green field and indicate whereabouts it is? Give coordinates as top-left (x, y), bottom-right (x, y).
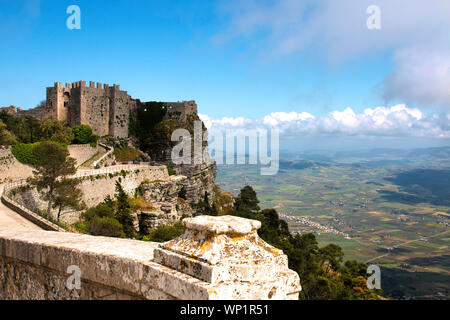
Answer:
top-left (216, 158), bottom-right (450, 299)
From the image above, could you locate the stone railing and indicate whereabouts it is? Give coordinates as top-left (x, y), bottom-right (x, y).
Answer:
top-left (1, 180), bottom-right (66, 232)
top-left (93, 143), bottom-right (114, 168)
top-left (72, 164), bottom-right (168, 179)
top-left (0, 215), bottom-right (301, 300)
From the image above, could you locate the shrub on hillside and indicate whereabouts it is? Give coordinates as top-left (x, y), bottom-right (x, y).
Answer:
top-left (72, 124), bottom-right (99, 146)
top-left (167, 166), bottom-right (175, 176)
top-left (114, 146), bottom-right (142, 163)
top-left (87, 216), bottom-right (125, 238)
top-left (142, 221), bottom-right (185, 242)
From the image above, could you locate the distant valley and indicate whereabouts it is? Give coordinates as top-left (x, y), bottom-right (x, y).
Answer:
top-left (216, 146), bottom-right (450, 300)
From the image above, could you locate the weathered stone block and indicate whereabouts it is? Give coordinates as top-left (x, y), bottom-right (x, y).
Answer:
top-left (153, 215), bottom-right (301, 299)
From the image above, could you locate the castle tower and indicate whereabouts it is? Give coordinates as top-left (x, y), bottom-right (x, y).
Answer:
top-left (46, 82), bottom-right (71, 122)
top-left (45, 81), bottom-right (196, 139)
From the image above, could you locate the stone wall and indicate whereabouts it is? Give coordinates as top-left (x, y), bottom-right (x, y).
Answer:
top-left (0, 215), bottom-right (301, 300)
top-left (67, 144), bottom-right (98, 167)
top-left (1, 181), bottom-right (66, 232)
top-left (76, 165), bottom-right (169, 209)
top-left (163, 101), bottom-right (197, 122)
top-left (45, 82), bottom-right (136, 138)
top-left (79, 86), bottom-right (111, 136)
top-left (10, 165), bottom-right (170, 225)
top-left (0, 147), bottom-right (34, 183)
top-left (109, 87), bottom-right (136, 138)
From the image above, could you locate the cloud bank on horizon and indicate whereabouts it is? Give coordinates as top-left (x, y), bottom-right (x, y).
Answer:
top-left (200, 105), bottom-right (450, 147)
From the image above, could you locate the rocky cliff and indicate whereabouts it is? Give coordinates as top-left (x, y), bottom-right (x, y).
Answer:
top-left (132, 107), bottom-right (217, 209)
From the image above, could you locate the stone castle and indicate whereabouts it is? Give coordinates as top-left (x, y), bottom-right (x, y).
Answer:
top-left (1, 81), bottom-right (198, 138)
top-left (0, 81), bottom-right (301, 300)
top-left (46, 81), bottom-right (198, 138)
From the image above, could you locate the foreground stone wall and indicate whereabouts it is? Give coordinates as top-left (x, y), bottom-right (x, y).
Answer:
top-left (0, 215), bottom-right (300, 300)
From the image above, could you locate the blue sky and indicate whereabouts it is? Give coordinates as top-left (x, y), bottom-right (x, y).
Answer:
top-left (0, 0), bottom-right (397, 116)
top-left (0, 0), bottom-right (449, 149)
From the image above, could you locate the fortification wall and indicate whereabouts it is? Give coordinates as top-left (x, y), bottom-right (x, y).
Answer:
top-left (109, 86), bottom-right (136, 138)
top-left (9, 165), bottom-right (170, 224)
top-left (0, 105), bottom-right (51, 120)
top-left (67, 144), bottom-right (99, 167)
top-left (0, 147), bottom-right (34, 183)
top-left (0, 215), bottom-right (301, 300)
top-left (75, 165), bottom-right (169, 209)
top-left (1, 181), bottom-right (66, 232)
top-left (45, 81), bottom-right (136, 138)
top-left (163, 101), bottom-right (197, 122)
top-left (80, 85), bottom-right (111, 137)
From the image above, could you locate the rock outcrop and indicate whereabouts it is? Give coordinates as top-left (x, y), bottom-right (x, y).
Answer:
top-left (142, 113), bottom-right (217, 207)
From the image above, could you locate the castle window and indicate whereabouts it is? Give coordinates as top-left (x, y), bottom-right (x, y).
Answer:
top-left (63, 92), bottom-right (70, 107)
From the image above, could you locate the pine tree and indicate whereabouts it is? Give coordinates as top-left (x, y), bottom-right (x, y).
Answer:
top-left (29, 141), bottom-right (77, 219)
top-left (114, 181), bottom-right (135, 238)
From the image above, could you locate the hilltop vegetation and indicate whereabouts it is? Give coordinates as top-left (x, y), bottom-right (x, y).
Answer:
top-left (0, 111), bottom-right (98, 164)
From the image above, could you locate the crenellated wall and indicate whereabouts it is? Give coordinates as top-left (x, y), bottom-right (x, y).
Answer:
top-left (0, 215), bottom-right (301, 300)
top-left (46, 81), bottom-right (136, 138)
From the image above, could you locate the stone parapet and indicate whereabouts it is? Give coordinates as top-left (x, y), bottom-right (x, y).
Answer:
top-left (0, 215), bottom-right (300, 300)
top-left (154, 215), bottom-right (301, 300)
top-left (1, 180), bottom-right (65, 232)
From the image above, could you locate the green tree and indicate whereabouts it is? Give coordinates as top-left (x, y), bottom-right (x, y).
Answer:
top-left (29, 141), bottom-right (77, 219)
top-left (79, 202), bottom-right (124, 238)
top-left (87, 216), bottom-right (125, 238)
top-left (197, 192), bottom-right (217, 216)
top-left (0, 120), bottom-right (17, 146)
top-left (82, 202), bottom-right (115, 221)
top-left (23, 116), bottom-right (42, 143)
top-left (72, 124), bottom-right (99, 146)
top-left (0, 112), bottom-right (40, 143)
top-left (53, 178), bottom-right (85, 222)
top-left (235, 185), bottom-right (260, 213)
top-left (40, 119), bottom-right (74, 145)
top-left (142, 221), bottom-right (186, 242)
top-left (319, 244), bottom-right (345, 273)
top-left (115, 181), bottom-right (135, 238)
top-left (11, 142), bottom-right (41, 164)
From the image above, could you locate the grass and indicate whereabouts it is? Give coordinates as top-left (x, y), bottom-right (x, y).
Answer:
top-left (114, 146), bottom-right (142, 163)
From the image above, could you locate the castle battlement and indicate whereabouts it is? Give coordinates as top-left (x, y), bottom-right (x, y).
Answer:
top-left (45, 81), bottom-right (197, 138)
top-left (46, 81), bottom-right (136, 138)
top-left (53, 81), bottom-right (124, 91)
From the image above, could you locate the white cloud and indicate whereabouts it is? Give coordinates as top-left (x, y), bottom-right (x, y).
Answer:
top-left (216, 0), bottom-right (450, 109)
top-left (200, 105), bottom-right (450, 139)
top-left (263, 111), bottom-right (314, 126)
top-left (383, 48), bottom-right (450, 110)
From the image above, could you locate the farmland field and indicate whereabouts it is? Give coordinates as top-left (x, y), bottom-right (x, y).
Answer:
top-left (216, 148), bottom-right (450, 299)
